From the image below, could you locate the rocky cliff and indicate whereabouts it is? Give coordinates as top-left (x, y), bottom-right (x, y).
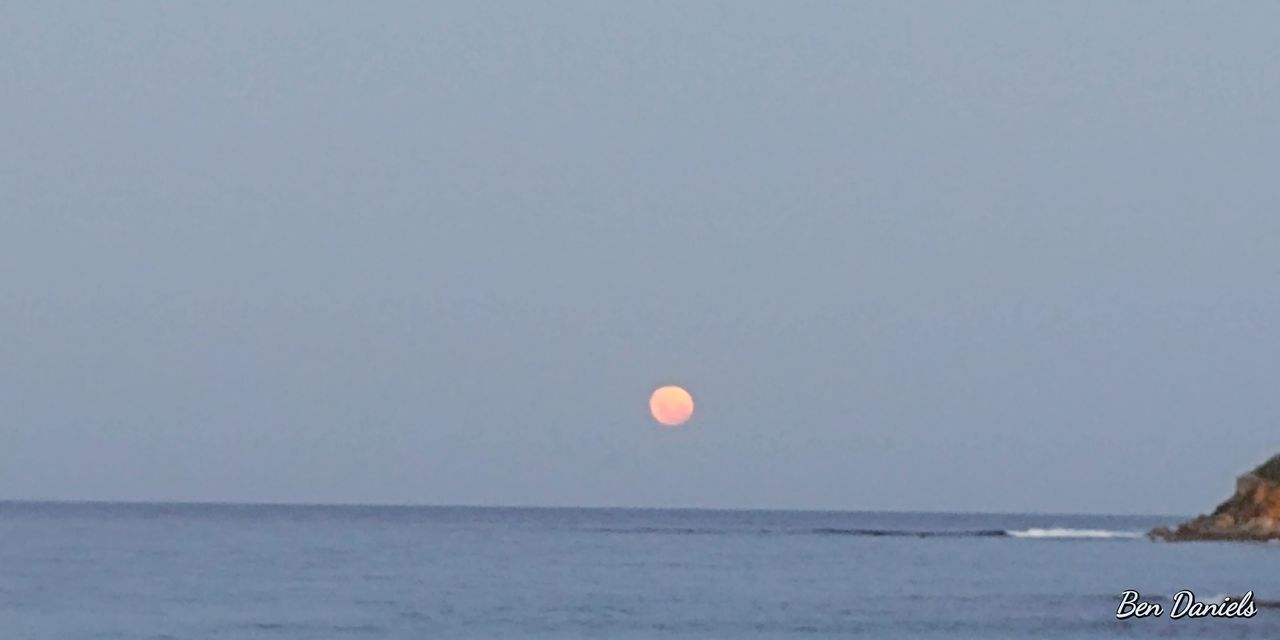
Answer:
top-left (1150, 454), bottom-right (1280, 542)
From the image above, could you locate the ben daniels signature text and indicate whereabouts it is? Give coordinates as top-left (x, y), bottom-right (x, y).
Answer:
top-left (1116, 590), bottom-right (1257, 620)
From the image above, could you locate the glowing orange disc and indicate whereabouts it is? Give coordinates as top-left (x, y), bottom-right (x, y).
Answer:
top-left (649, 385), bottom-right (694, 427)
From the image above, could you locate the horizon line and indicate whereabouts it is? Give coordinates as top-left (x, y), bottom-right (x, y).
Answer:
top-left (0, 498), bottom-right (1185, 519)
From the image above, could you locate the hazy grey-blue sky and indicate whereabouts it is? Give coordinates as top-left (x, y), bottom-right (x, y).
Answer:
top-left (3, 2), bottom-right (1277, 513)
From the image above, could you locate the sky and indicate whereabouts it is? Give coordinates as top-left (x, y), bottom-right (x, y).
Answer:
top-left (2, 2), bottom-right (1277, 514)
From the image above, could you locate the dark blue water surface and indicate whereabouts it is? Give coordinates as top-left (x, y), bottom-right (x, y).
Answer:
top-left (2, 503), bottom-right (1277, 638)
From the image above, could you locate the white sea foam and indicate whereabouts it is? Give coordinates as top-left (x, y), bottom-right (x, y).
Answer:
top-left (1006, 527), bottom-right (1143, 539)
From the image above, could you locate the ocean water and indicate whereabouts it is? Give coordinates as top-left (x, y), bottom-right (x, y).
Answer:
top-left (2, 503), bottom-right (1277, 639)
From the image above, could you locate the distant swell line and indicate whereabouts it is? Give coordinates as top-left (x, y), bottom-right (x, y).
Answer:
top-left (813, 527), bottom-right (1143, 539)
top-left (593, 527), bottom-right (743, 535)
top-left (810, 528), bottom-right (1008, 538)
top-left (591, 527), bottom-right (1144, 539)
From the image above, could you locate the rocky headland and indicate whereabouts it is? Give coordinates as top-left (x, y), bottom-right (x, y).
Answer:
top-left (1150, 454), bottom-right (1280, 542)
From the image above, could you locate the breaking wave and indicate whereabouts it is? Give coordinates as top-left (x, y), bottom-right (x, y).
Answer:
top-left (1005, 528), bottom-right (1144, 539)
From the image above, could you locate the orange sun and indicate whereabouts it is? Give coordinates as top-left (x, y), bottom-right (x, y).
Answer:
top-left (649, 385), bottom-right (694, 427)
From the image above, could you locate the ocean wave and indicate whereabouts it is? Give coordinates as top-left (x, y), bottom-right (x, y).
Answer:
top-left (591, 526), bottom-right (1145, 540)
top-left (1005, 528), bottom-right (1143, 539)
top-left (810, 528), bottom-right (1007, 538)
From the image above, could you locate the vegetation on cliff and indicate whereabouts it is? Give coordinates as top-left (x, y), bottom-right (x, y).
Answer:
top-left (1253, 454), bottom-right (1280, 483)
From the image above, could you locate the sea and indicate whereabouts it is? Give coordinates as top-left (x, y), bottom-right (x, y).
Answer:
top-left (2, 502), bottom-right (1277, 639)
